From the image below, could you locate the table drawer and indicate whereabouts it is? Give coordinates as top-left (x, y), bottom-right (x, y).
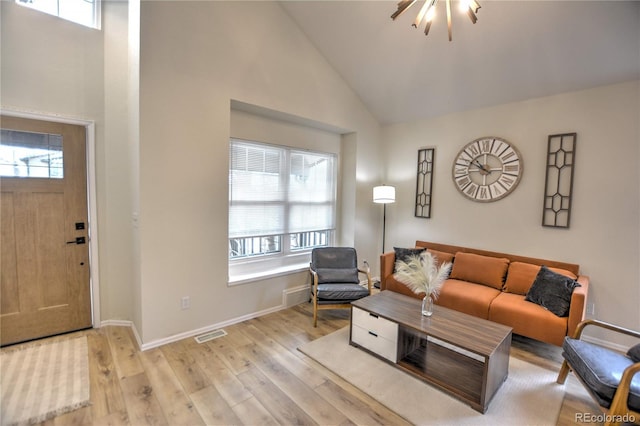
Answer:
top-left (351, 323), bottom-right (398, 362)
top-left (351, 307), bottom-right (398, 341)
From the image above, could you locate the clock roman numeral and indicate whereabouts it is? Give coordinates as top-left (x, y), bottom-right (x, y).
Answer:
top-left (454, 166), bottom-right (468, 176)
top-left (480, 139), bottom-right (492, 153)
top-left (499, 175), bottom-right (516, 188)
top-left (501, 150), bottom-right (516, 162)
top-left (491, 140), bottom-right (507, 156)
top-left (489, 182), bottom-right (504, 198)
top-left (504, 164), bottom-right (519, 173)
top-left (464, 183), bottom-right (479, 198)
top-left (456, 175), bottom-right (471, 189)
top-left (465, 145), bottom-right (480, 157)
top-left (477, 186), bottom-right (490, 200)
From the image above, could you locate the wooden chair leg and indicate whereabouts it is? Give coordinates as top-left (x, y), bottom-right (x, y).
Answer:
top-left (605, 387), bottom-right (632, 426)
top-left (557, 360), bottom-right (571, 384)
top-left (313, 302), bottom-right (318, 328)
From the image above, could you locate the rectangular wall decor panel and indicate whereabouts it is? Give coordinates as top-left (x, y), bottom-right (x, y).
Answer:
top-left (415, 148), bottom-right (434, 218)
top-left (542, 133), bottom-right (577, 228)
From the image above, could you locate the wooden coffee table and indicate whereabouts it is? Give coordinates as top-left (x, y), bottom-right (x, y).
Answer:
top-left (350, 290), bottom-right (512, 413)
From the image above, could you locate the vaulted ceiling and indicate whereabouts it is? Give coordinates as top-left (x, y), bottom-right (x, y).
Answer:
top-left (280, 1), bottom-right (640, 125)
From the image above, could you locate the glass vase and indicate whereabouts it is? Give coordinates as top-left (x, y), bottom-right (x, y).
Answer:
top-left (421, 295), bottom-right (434, 317)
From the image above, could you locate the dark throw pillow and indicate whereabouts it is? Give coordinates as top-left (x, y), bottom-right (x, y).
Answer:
top-left (393, 247), bottom-right (426, 272)
top-left (628, 343), bottom-right (640, 362)
top-left (525, 265), bottom-right (581, 317)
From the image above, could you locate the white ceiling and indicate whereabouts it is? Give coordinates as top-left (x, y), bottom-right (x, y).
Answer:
top-left (280, 1), bottom-right (640, 125)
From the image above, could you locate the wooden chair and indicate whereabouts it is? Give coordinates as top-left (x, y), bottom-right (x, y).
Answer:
top-left (309, 247), bottom-right (372, 327)
top-left (556, 319), bottom-right (640, 426)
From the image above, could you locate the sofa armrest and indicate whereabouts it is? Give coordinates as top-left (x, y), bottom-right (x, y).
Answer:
top-left (379, 251), bottom-right (396, 290)
top-left (567, 275), bottom-right (589, 338)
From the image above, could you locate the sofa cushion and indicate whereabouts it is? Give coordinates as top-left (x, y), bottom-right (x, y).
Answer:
top-left (427, 249), bottom-right (455, 268)
top-left (449, 252), bottom-right (509, 290)
top-left (628, 343), bottom-right (640, 362)
top-left (562, 337), bottom-right (640, 410)
top-left (525, 266), bottom-right (581, 317)
top-left (393, 247), bottom-right (426, 272)
top-left (504, 262), bottom-right (578, 295)
top-left (385, 275), bottom-right (424, 299)
top-left (436, 279), bottom-right (501, 319)
top-left (489, 292), bottom-right (567, 346)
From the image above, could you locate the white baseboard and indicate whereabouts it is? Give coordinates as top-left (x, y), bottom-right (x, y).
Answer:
top-left (139, 304), bottom-right (287, 351)
top-left (99, 286), bottom-right (309, 351)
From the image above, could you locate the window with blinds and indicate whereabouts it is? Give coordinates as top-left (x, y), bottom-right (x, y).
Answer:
top-left (229, 139), bottom-right (336, 264)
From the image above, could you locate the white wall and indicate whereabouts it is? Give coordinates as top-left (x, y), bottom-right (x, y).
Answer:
top-left (0, 3), bottom-right (104, 117)
top-left (103, 0), bottom-right (138, 323)
top-left (382, 81), bottom-right (640, 345)
top-left (137, 1), bottom-right (382, 344)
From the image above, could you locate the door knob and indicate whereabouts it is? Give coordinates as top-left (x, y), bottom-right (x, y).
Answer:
top-left (66, 237), bottom-right (86, 245)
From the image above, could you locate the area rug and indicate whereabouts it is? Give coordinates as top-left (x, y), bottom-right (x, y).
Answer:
top-left (1, 337), bottom-right (90, 425)
top-left (299, 327), bottom-right (564, 425)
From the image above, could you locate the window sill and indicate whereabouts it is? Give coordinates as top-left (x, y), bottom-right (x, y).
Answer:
top-left (228, 263), bottom-right (309, 286)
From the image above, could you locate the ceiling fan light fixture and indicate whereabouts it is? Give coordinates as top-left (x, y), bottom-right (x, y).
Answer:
top-left (413, 0), bottom-right (436, 28)
top-left (391, 0), bottom-right (481, 41)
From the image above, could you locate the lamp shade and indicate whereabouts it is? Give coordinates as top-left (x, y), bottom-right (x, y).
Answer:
top-left (373, 185), bottom-right (396, 204)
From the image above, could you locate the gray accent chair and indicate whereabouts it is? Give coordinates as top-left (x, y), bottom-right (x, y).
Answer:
top-left (310, 247), bottom-right (372, 327)
top-left (556, 319), bottom-right (640, 426)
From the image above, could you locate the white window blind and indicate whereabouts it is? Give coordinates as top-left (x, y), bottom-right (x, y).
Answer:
top-left (229, 139), bottom-right (336, 261)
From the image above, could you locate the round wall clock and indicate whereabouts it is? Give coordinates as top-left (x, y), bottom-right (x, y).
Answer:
top-left (452, 137), bottom-right (523, 202)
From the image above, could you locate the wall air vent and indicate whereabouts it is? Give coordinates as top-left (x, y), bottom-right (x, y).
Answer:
top-left (194, 329), bottom-right (227, 344)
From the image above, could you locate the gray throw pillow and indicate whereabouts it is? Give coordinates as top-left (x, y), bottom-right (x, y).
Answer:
top-left (393, 247), bottom-right (426, 272)
top-left (525, 265), bottom-right (581, 317)
top-left (628, 343), bottom-right (640, 362)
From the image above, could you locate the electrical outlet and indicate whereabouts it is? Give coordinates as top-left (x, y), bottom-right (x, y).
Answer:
top-left (586, 303), bottom-right (595, 316)
top-left (181, 296), bottom-right (190, 310)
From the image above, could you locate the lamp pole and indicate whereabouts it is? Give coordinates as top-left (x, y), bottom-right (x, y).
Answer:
top-left (382, 203), bottom-right (388, 253)
top-left (373, 185), bottom-right (396, 254)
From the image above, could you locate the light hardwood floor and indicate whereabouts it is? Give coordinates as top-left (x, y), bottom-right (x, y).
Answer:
top-left (4, 302), bottom-right (607, 425)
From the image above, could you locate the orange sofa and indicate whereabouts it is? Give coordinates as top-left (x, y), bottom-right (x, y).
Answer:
top-left (381, 241), bottom-right (590, 346)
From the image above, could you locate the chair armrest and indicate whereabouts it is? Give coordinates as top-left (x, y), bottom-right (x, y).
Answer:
top-left (619, 362), bottom-right (640, 390)
top-left (309, 268), bottom-right (319, 289)
top-left (380, 252), bottom-right (396, 290)
top-left (609, 362), bottom-right (640, 415)
top-left (567, 275), bottom-right (589, 338)
top-left (358, 268), bottom-right (373, 293)
top-left (572, 318), bottom-right (640, 340)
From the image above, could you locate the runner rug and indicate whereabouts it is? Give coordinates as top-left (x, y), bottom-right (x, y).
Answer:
top-left (1, 337), bottom-right (90, 425)
top-left (299, 327), bottom-right (564, 425)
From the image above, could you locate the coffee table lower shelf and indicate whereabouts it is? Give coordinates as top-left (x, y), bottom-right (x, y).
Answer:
top-left (397, 334), bottom-right (486, 409)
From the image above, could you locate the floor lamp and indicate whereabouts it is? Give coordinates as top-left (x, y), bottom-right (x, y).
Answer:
top-left (373, 185), bottom-right (396, 253)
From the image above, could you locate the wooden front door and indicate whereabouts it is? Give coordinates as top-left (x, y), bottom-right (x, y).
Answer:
top-left (1, 115), bottom-right (92, 346)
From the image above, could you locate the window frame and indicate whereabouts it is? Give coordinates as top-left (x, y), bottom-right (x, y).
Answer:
top-left (228, 138), bottom-right (337, 284)
top-left (15, 0), bottom-right (102, 30)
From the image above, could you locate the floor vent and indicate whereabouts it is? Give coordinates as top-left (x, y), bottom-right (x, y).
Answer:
top-left (194, 329), bottom-right (227, 344)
